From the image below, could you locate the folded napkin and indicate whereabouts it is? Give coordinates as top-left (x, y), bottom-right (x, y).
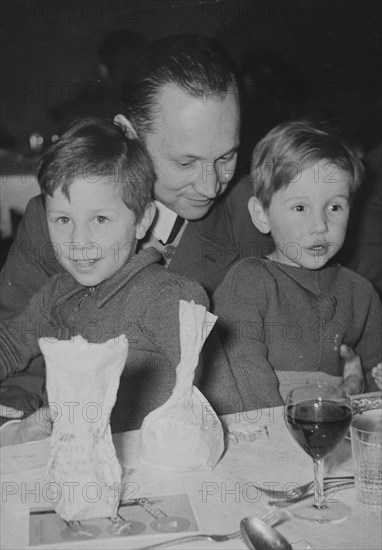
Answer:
top-left (139, 300), bottom-right (224, 471)
top-left (39, 335), bottom-right (128, 521)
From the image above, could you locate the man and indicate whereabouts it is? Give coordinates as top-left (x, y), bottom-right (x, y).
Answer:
top-left (0, 35), bottom-right (271, 429)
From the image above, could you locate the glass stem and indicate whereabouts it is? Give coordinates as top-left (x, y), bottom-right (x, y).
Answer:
top-left (313, 458), bottom-right (326, 509)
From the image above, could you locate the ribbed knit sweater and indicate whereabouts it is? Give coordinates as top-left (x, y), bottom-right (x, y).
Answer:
top-left (0, 248), bottom-right (209, 432)
top-left (212, 257), bottom-right (382, 409)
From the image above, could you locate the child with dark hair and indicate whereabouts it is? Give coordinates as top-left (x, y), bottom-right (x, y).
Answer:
top-left (0, 117), bottom-right (208, 432)
top-left (213, 120), bottom-right (382, 408)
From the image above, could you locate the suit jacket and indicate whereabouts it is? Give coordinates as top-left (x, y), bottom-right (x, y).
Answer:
top-left (165, 176), bottom-right (273, 294)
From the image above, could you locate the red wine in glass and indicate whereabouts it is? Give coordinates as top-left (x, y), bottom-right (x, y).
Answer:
top-left (284, 384), bottom-right (352, 522)
top-left (286, 399), bottom-right (352, 460)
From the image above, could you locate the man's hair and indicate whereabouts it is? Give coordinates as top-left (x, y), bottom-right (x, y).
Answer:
top-left (38, 117), bottom-right (155, 221)
top-left (125, 34), bottom-right (239, 137)
top-left (250, 119), bottom-right (364, 210)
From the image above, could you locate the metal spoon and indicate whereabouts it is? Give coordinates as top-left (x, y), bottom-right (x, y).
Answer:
top-left (136, 509), bottom-right (287, 550)
top-left (240, 516), bottom-right (292, 550)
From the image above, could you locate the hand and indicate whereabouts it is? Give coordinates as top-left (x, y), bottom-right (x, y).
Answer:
top-left (371, 363), bottom-right (382, 390)
top-left (0, 407), bottom-right (54, 447)
top-left (340, 345), bottom-right (364, 395)
top-left (0, 385), bottom-right (41, 418)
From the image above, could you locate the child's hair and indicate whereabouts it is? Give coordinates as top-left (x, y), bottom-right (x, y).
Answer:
top-left (250, 119), bottom-right (364, 210)
top-left (38, 117), bottom-right (156, 221)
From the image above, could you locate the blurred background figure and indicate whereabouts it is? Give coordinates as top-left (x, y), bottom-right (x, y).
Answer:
top-left (238, 48), bottom-right (311, 175)
top-left (50, 29), bottom-right (147, 124)
top-left (335, 116), bottom-right (382, 297)
top-left (0, 125), bottom-right (17, 152)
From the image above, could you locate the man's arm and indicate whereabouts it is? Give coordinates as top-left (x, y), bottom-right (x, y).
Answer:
top-left (0, 195), bottom-right (64, 321)
top-left (353, 282), bottom-right (382, 392)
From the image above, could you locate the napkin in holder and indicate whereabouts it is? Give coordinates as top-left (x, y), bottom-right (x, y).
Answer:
top-left (139, 300), bottom-right (224, 471)
top-left (39, 335), bottom-right (128, 521)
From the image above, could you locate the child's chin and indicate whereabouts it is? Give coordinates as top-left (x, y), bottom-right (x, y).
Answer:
top-left (69, 269), bottom-right (104, 287)
top-left (74, 275), bottom-right (101, 287)
top-left (301, 256), bottom-right (331, 270)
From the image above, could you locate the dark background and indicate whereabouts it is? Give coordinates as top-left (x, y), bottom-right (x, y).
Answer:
top-left (1, 0), bottom-right (381, 152)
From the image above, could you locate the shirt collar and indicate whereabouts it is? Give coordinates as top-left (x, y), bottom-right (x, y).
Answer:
top-left (151, 200), bottom-right (179, 244)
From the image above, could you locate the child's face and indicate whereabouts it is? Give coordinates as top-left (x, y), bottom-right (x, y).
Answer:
top-left (252, 159), bottom-right (352, 269)
top-left (46, 176), bottom-right (153, 287)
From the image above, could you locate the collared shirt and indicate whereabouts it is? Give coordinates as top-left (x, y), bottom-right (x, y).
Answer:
top-left (151, 200), bottom-right (178, 244)
top-left (141, 201), bottom-right (187, 267)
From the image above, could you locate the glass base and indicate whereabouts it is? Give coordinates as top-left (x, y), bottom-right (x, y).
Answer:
top-left (291, 500), bottom-right (351, 523)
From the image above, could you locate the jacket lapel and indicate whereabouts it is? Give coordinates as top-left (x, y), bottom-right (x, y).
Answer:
top-left (169, 193), bottom-right (238, 294)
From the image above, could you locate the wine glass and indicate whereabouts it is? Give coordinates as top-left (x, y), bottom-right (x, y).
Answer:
top-left (284, 384), bottom-right (352, 522)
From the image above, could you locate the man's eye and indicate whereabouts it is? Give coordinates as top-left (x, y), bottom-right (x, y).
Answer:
top-left (220, 151), bottom-right (236, 162)
top-left (96, 215), bottom-right (108, 223)
top-left (329, 204), bottom-right (341, 212)
top-left (293, 205), bottom-right (305, 212)
top-left (178, 160), bottom-right (195, 168)
top-left (57, 216), bottom-right (70, 224)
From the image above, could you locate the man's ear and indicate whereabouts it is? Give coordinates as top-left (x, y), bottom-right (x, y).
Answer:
top-left (114, 114), bottom-right (138, 139)
top-left (135, 202), bottom-right (156, 240)
top-left (248, 196), bottom-right (270, 234)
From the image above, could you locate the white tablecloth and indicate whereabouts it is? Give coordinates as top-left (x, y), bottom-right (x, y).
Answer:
top-left (1, 406), bottom-right (381, 549)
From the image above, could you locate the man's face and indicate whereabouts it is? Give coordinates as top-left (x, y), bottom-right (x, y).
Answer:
top-left (144, 85), bottom-right (240, 220)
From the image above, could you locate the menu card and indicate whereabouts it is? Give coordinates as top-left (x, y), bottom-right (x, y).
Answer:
top-left (29, 493), bottom-right (198, 546)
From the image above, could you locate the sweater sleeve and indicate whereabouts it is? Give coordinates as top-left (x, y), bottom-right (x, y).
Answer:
top-left (0, 279), bottom-right (57, 381)
top-left (0, 195), bottom-right (64, 321)
top-left (212, 259), bottom-right (283, 409)
top-left (141, 277), bottom-right (210, 371)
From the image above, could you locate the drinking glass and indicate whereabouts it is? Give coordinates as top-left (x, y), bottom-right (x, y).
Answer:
top-left (351, 411), bottom-right (382, 508)
top-left (284, 384), bottom-right (352, 522)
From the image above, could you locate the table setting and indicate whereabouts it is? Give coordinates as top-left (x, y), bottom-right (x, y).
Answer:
top-left (0, 301), bottom-right (381, 549)
top-left (1, 392), bottom-right (381, 549)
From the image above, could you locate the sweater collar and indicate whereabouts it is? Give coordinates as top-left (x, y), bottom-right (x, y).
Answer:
top-left (263, 257), bottom-right (338, 294)
top-left (56, 247), bottom-right (161, 309)
top-left (95, 247), bottom-right (162, 307)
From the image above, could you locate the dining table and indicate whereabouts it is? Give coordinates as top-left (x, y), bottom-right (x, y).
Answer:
top-left (1, 396), bottom-right (381, 550)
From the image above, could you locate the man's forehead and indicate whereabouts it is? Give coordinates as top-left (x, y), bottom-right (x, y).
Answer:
top-left (147, 84), bottom-right (240, 153)
top-left (153, 83), bottom-right (239, 121)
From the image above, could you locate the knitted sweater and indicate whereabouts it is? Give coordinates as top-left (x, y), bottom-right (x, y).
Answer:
top-left (0, 248), bottom-right (209, 432)
top-left (212, 257), bottom-right (382, 409)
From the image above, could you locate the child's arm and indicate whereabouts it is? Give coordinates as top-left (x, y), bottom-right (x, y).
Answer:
top-left (371, 363), bottom-right (382, 390)
top-left (0, 282), bottom-right (55, 381)
top-left (0, 406), bottom-right (53, 447)
top-left (142, 277), bottom-right (210, 363)
top-left (1, 317), bottom-right (40, 381)
top-left (212, 261), bottom-right (283, 410)
top-left (339, 344), bottom-right (364, 395)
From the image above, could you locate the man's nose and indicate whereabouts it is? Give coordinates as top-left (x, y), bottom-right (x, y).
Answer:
top-left (197, 162), bottom-right (220, 198)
